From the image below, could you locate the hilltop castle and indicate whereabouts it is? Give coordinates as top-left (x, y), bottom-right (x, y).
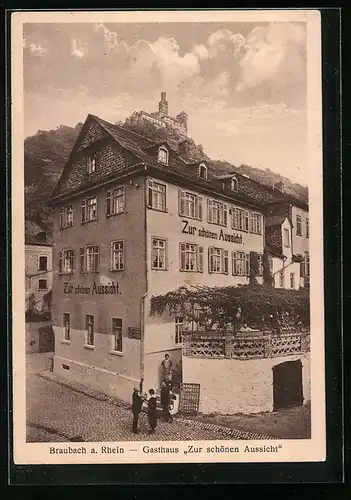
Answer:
top-left (125, 92), bottom-right (188, 136)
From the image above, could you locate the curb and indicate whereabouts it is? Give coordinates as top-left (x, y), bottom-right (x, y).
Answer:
top-left (37, 371), bottom-right (273, 440)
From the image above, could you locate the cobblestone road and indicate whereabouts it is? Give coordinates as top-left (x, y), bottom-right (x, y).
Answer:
top-left (26, 373), bottom-right (234, 442)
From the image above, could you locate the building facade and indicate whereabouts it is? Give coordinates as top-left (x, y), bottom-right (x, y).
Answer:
top-left (51, 114), bottom-right (266, 402)
top-left (25, 242), bottom-right (53, 311)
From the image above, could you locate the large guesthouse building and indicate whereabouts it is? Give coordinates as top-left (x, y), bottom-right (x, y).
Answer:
top-left (51, 112), bottom-right (269, 402)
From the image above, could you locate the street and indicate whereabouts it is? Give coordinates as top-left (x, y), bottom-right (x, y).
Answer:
top-left (26, 353), bottom-right (236, 442)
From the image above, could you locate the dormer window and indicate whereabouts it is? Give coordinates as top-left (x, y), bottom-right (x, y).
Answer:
top-left (158, 146), bottom-right (169, 165)
top-left (231, 177), bottom-right (238, 192)
top-left (87, 154), bottom-right (97, 174)
top-left (198, 163), bottom-right (208, 179)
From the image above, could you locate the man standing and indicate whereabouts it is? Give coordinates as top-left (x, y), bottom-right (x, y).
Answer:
top-left (147, 389), bottom-right (158, 434)
top-left (160, 381), bottom-right (173, 423)
top-left (131, 388), bottom-right (143, 434)
top-left (161, 353), bottom-right (173, 388)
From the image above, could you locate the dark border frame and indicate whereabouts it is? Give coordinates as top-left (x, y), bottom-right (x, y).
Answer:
top-left (5, 7), bottom-right (343, 485)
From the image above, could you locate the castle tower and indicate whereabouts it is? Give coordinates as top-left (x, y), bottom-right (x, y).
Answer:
top-left (158, 92), bottom-right (168, 115)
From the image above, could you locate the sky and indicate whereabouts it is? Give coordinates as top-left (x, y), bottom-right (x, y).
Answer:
top-left (23, 21), bottom-right (308, 185)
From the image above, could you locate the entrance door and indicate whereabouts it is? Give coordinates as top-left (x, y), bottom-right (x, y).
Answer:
top-left (272, 360), bottom-right (303, 411)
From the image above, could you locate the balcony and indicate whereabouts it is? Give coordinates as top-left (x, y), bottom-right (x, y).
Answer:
top-left (182, 330), bottom-right (310, 360)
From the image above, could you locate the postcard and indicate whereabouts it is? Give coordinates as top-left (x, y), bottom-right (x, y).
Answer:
top-left (11, 9), bottom-right (325, 465)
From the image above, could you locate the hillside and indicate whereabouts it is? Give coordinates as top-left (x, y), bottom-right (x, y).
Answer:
top-left (24, 117), bottom-right (308, 242)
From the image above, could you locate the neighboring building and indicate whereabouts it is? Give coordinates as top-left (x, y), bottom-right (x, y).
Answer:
top-left (51, 113), bottom-right (266, 403)
top-left (25, 236), bottom-right (53, 312)
top-left (126, 92), bottom-right (188, 136)
top-left (264, 198), bottom-right (309, 289)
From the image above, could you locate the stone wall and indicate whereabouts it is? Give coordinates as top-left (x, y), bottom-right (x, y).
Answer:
top-left (183, 353), bottom-right (310, 415)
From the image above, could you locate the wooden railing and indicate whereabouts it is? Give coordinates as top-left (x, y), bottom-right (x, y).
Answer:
top-left (182, 331), bottom-right (310, 360)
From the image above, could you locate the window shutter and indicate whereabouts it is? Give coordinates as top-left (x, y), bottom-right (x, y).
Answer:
top-left (180, 243), bottom-right (186, 271)
top-left (223, 249), bottom-right (229, 274)
top-left (208, 247), bottom-right (213, 273)
top-left (300, 261), bottom-right (305, 277)
top-left (244, 211), bottom-right (249, 231)
top-left (207, 199), bottom-right (213, 223)
top-left (94, 245), bottom-right (99, 273)
top-left (80, 248), bottom-right (85, 274)
top-left (197, 196), bottom-right (203, 220)
top-left (81, 200), bottom-right (86, 224)
top-left (245, 254), bottom-right (250, 276)
top-left (106, 190), bottom-right (111, 216)
top-left (147, 180), bottom-right (152, 207)
top-left (178, 190), bottom-right (185, 216)
top-left (198, 246), bottom-right (204, 272)
top-left (232, 251), bottom-right (236, 275)
top-left (58, 251), bottom-right (63, 274)
top-left (223, 204), bottom-right (228, 226)
top-left (71, 250), bottom-right (76, 274)
top-left (95, 197), bottom-right (98, 221)
top-left (60, 208), bottom-right (64, 228)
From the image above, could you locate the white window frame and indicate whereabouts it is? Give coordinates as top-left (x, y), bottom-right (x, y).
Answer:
top-left (110, 240), bottom-right (124, 271)
top-left (151, 237), bottom-right (167, 270)
top-left (106, 186), bottom-right (125, 216)
top-left (63, 313), bottom-right (71, 342)
top-left (231, 177), bottom-right (238, 192)
top-left (283, 228), bottom-right (290, 248)
top-left (290, 272), bottom-right (296, 289)
top-left (175, 317), bottom-right (184, 344)
top-left (81, 196), bottom-right (97, 224)
top-left (207, 199), bottom-right (228, 226)
top-left (38, 255), bottom-right (48, 271)
top-left (38, 279), bottom-right (47, 290)
top-left (296, 215), bottom-right (302, 236)
top-left (85, 315), bottom-right (95, 348)
top-left (60, 205), bottom-right (73, 229)
top-left (198, 163), bottom-right (208, 179)
top-left (59, 249), bottom-right (76, 275)
top-left (209, 246), bottom-right (229, 274)
top-left (111, 318), bottom-right (123, 353)
top-left (250, 212), bottom-right (262, 235)
top-left (158, 146), bottom-right (169, 165)
top-left (80, 245), bottom-right (99, 274)
top-left (87, 154), bottom-right (97, 174)
top-left (257, 254), bottom-right (263, 276)
top-left (279, 270), bottom-right (285, 288)
top-left (232, 251), bottom-right (250, 276)
top-left (147, 179), bottom-right (167, 212)
top-left (180, 243), bottom-right (204, 272)
top-left (231, 207), bottom-right (249, 232)
top-left (178, 190), bottom-right (203, 220)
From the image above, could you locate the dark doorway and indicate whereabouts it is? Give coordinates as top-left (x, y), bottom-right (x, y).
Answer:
top-left (272, 360), bottom-right (303, 411)
top-left (38, 326), bottom-right (54, 353)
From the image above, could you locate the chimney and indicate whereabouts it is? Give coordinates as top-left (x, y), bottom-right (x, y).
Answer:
top-left (158, 92), bottom-right (168, 115)
top-left (178, 139), bottom-right (191, 158)
top-left (176, 111), bottom-right (188, 133)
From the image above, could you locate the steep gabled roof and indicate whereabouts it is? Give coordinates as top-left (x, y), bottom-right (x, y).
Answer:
top-left (265, 215), bottom-right (291, 228)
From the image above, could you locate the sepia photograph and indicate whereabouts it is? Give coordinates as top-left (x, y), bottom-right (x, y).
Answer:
top-left (12, 9), bottom-right (325, 464)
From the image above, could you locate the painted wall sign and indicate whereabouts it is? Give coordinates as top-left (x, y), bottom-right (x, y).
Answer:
top-left (181, 220), bottom-right (243, 244)
top-left (64, 281), bottom-right (121, 295)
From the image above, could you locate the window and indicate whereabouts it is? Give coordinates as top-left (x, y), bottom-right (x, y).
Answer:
top-left (232, 251), bottom-right (250, 276)
top-left (296, 215), bottom-right (302, 236)
top-left (231, 207), bottom-right (249, 231)
top-left (60, 205), bottom-right (73, 229)
top-left (38, 256), bottom-right (48, 271)
top-left (85, 315), bottom-right (94, 347)
top-left (112, 318), bottom-right (123, 352)
top-left (180, 243), bottom-right (203, 272)
top-left (111, 241), bottom-right (124, 271)
top-left (207, 199), bottom-right (228, 226)
top-left (209, 247), bottom-right (228, 274)
top-left (148, 179), bottom-right (166, 211)
top-left (81, 197), bottom-right (97, 223)
top-left (63, 313), bottom-right (70, 341)
top-left (290, 273), bottom-right (295, 289)
top-left (178, 190), bottom-right (203, 220)
top-left (106, 187), bottom-right (125, 216)
top-left (198, 163), bottom-right (208, 179)
top-left (306, 218), bottom-right (309, 238)
top-left (231, 177), bottom-right (238, 192)
top-left (158, 147), bottom-right (169, 165)
top-left (283, 228), bottom-right (290, 247)
top-left (59, 249), bottom-right (76, 275)
top-left (250, 213), bottom-right (262, 234)
top-left (151, 238), bottom-right (167, 270)
top-left (304, 251), bottom-right (310, 277)
top-left (87, 154), bottom-right (97, 174)
top-left (279, 270), bottom-right (284, 288)
top-left (80, 246), bottom-right (99, 273)
top-left (257, 254), bottom-right (263, 276)
top-left (38, 279), bottom-right (47, 290)
top-left (175, 317), bottom-right (183, 344)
